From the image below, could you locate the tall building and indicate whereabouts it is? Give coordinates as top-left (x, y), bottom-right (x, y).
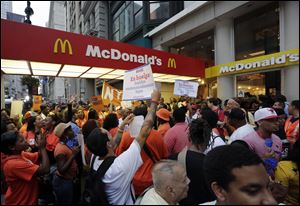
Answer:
top-left (1, 1), bottom-right (12, 19)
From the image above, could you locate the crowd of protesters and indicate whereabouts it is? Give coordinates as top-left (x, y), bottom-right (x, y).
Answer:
top-left (1, 91), bottom-right (299, 205)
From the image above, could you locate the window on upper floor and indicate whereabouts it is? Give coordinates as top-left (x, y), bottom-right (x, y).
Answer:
top-left (149, 1), bottom-right (170, 20)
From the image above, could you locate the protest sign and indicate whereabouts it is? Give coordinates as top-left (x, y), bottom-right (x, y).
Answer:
top-left (174, 80), bottom-right (199, 98)
top-left (102, 81), bottom-right (123, 106)
top-left (90, 96), bottom-right (104, 112)
top-left (123, 64), bottom-right (155, 101)
top-left (32, 95), bottom-right (42, 111)
top-left (10, 100), bottom-right (24, 118)
top-left (237, 90), bottom-right (245, 97)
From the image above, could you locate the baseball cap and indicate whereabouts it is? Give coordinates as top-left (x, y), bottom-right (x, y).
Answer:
top-left (225, 108), bottom-right (245, 120)
top-left (54, 122), bottom-right (72, 138)
top-left (24, 111), bottom-right (37, 120)
top-left (156, 108), bottom-right (170, 121)
top-left (254, 108), bottom-right (278, 122)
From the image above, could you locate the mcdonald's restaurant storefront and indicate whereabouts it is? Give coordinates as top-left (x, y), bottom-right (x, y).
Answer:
top-left (205, 49), bottom-right (299, 99)
top-left (1, 19), bottom-right (205, 108)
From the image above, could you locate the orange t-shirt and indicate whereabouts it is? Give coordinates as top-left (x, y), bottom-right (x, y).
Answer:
top-left (158, 123), bottom-right (171, 138)
top-left (109, 127), bottom-right (119, 138)
top-left (54, 143), bottom-right (77, 180)
top-left (23, 131), bottom-right (36, 146)
top-left (46, 131), bottom-right (59, 152)
top-left (3, 152), bottom-right (39, 205)
top-left (19, 123), bottom-right (28, 136)
top-left (75, 118), bottom-right (86, 128)
top-left (115, 129), bottom-right (169, 195)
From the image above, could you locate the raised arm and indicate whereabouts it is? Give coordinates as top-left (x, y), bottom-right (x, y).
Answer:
top-left (112, 114), bottom-right (135, 148)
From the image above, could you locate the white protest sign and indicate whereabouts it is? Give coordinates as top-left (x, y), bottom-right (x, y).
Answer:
top-left (123, 64), bottom-right (155, 101)
top-left (174, 80), bottom-right (199, 98)
top-left (238, 90), bottom-right (245, 97)
top-left (10, 100), bottom-right (24, 118)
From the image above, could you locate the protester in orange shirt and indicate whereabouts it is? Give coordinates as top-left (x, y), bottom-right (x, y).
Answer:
top-left (285, 100), bottom-right (299, 145)
top-left (103, 113), bottom-right (119, 138)
top-left (75, 109), bottom-right (86, 128)
top-left (19, 111), bottom-right (37, 137)
top-left (156, 108), bottom-right (171, 138)
top-left (115, 106), bottom-right (169, 196)
top-left (0, 131), bottom-right (50, 205)
top-left (52, 122), bottom-right (80, 205)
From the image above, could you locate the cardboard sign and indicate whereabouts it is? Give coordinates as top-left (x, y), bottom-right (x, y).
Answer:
top-left (123, 64), bottom-right (155, 101)
top-left (10, 100), bottom-right (24, 118)
top-left (174, 80), bottom-right (199, 98)
top-left (32, 95), bottom-right (42, 111)
top-left (238, 90), bottom-right (245, 97)
top-left (90, 96), bottom-right (104, 112)
top-left (102, 81), bottom-right (123, 106)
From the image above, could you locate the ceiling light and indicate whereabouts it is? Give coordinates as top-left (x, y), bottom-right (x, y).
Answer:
top-left (58, 72), bottom-right (82, 77)
top-left (31, 62), bottom-right (61, 71)
top-left (80, 73), bottom-right (101, 78)
top-left (249, 50), bottom-right (265, 57)
top-left (1, 67), bottom-right (31, 75)
top-left (61, 65), bottom-right (90, 73)
top-left (1, 59), bottom-right (28, 69)
top-left (88, 67), bottom-right (114, 74)
top-left (108, 69), bottom-right (126, 75)
top-left (32, 70), bottom-right (58, 76)
top-left (99, 74), bottom-right (122, 79)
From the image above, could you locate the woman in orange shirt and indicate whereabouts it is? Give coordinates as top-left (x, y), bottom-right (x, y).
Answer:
top-left (156, 108), bottom-right (171, 138)
top-left (75, 110), bottom-right (86, 128)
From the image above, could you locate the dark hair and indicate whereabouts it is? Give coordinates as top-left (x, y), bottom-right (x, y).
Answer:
top-left (133, 105), bottom-right (148, 118)
top-left (208, 98), bottom-right (219, 106)
top-left (203, 145), bottom-right (262, 191)
top-left (1, 131), bottom-right (19, 154)
top-left (230, 140), bottom-right (250, 150)
top-left (200, 108), bottom-right (218, 128)
top-left (103, 113), bottom-right (119, 131)
top-left (286, 140), bottom-right (299, 170)
top-left (189, 118), bottom-right (211, 147)
top-left (173, 107), bottom-right (186, 123)
top-left (291, 100), bottom-right (299, 110)
top-left (27, 116), bottom-right (36, 132)
top-left (275, 94), bottom-right (287, 103)
top-left (88, 109), bottom-right (98, 120)
top-left (48, 113), bottom-right (61, 127)
top-left (86, 128), bottom-right (110, 157)
top-left (82, 120), bottom-right (98, 141)
top-left (273, 108), bottom-right (285, 116)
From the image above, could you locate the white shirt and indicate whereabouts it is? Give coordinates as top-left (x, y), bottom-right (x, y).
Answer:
top-left (228, 124), bottom-right (255, 144)
top-left (199, 200), bottom-right (217, 205)
top-left (140, 188), bottom-right (169, 205)
top-left (204, 131), bottom-right (226, 154)
top-left (92, 140), bottom-right (143, 205)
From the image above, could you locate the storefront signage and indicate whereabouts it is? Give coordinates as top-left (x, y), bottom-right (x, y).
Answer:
top-left (174, 80), bottom-right (199, 98)
top-left (205, 49), bottom-right (299, 78)
top-left (122, 64), bottom-right (155, 101)
top-left (102, 81), bottom-right (123, 106)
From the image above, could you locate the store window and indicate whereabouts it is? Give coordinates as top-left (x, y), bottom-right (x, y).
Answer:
top-left (149, 1), bottom-right (170, 20)
top-left (169, 30), bottom-right (215, 68)
top-left (234, 2), bottom-right (279, 60)
top-left (113, 2), bottom-right (144, 41)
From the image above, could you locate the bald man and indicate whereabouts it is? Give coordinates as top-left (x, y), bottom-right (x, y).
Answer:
top-left (140, 160), bottom-right (190, 205)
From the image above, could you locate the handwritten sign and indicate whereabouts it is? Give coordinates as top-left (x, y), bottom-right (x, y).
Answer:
top-left (32, 95), bottom-right (42, 111)
top-left (10, 100), bottom-right (24, 118)
top-left (174, 80), bottom-right (199, 98)
top-left (123, 64), bottom-right (155, 101)
top-left (102, 81), bottom-right (123, 106)
top-left (90, 96), bottom-right (103, 112)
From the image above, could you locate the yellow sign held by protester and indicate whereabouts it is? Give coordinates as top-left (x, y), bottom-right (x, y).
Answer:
top-left (32, 95), bottom-right (42, 111)
top-left (102, 81), bottom-right (123, 106)
top-left (90, 96), bottom-right (104, 112)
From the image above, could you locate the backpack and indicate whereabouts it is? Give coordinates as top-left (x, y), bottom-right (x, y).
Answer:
top-left (81, 155), bottom-right (116, 205)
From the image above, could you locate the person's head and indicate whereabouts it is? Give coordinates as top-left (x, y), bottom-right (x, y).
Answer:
top-left (200, 108), bottom-right (218, 129)
top-left (272, 100), bottom-right (285, 110)
top-left (156, 108), bottom-right (170, 125)
top-left (1, 131), bottom-right (29, 155)
top-left (1, 118), bottom-right (17, 134)
top-left (1, 108), bottom-right (10, 119)
top-left (40, 104), bottom-right (49, 116)
top-left (133, 105), bottom-right (148, 118)
top-left (173, 107), bottom-right (186, 123)
top-left (86, 127), bottom-right (113, 157)
top-left (88, 109), bottom-right (99, 120)
top-left (288, 100), bottom-right (299, 116)
top-left (82, 119), bottom-right (99, 141)
top-left (227, 98), bottom-right (240, 110)
top-left (207, 98), bottom-right (219, 109)
top-left (77, 109), bottom-right (84, 120)
top-left (273, 108), bottom-right (286, 126)
top-left (54, 122), bottom-right (74, 141)
top-left (203, 145), bottom-right (277, 205)
top-left (152, 160), bottom-right (190, 204)
top-left (189, 118), bottom-right (211, 148)
top-left (103, 113), bottom-right (119, 131)
top-left (225, 108), bottom-right (247, 128)
top-left (200, 101), bottom-right (208, 110)
top-left (27, 116), bottom-right (37, 132)
top-left (254, 108), bottom-right (279, 133)
top-left (240, 99), bottom-right (251, 111)
top-left (44, 113), bottom-right (61, 131)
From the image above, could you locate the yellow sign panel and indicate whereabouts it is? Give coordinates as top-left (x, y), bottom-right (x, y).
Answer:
top-left (205, 49), bottom-right (299, 78)
top-left (167, 58), bottom-right (176, 68)
top-left (32, 95), bottom-right (42, 111)
top-left (102, 81), bottom-right (123, 106)
top-left (90, 96), bottom-right (104, 112)
top-left (53, 38), bottom-right (73, 55)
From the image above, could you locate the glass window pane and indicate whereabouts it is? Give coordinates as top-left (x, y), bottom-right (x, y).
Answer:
top-left (113, 17), bottom-right (119, 33)
top-left (113, 31), bottom-right (119, 41)
top-left (119, 11), bottom-right (125, 39)
top-left (124, 4), bottom-right (134, 36)
top-left (134, 1), bottom-right (143, 13)
top-left (150, 2), bottom-right (170, 20)
top-left (134, 9), bottom-right (143, 28)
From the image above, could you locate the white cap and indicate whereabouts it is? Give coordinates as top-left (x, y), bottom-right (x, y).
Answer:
top-left (254, 108), bottom-right (278, 122)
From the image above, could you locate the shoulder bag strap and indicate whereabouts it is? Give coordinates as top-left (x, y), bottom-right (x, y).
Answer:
top-left (143, 143), bottom-right (157, 163)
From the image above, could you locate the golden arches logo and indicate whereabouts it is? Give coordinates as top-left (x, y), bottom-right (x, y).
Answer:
top-left (53, 38), bottom-right (73, 55)
top-left (167, 58), bottom-right (176, 68)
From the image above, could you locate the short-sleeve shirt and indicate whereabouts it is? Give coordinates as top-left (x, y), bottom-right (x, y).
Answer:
top-left (243, 131), bottom-right (282, 160)
top-left (3, 152), bottom-right (39, 205)
top-left (46, 131), bottom-right (59, 152)
top-left (158, 123), bottom-right (171, 138)
top-left (54, 143), bottom-right (78, 179)
top-left (92, 140), bottom-right (143, 205)
top-left (228, 124), bottom-right (255, 144)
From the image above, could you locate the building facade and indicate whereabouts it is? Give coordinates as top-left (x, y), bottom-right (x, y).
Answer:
top-left (146, 1), bottom-right (299, 102)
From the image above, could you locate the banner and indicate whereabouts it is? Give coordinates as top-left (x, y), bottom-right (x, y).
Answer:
top-left (90, 96), bottom-right (104, 112)
top-left (123, 64), bottom-right (155, 101)
top-left (174, 80), bottom-right (199, 98)
top-left (32, 95), bottom-right (42, 111)
top-left (102, 81), bottom-right (123, 106)
top-left (10, 100), bottom-right (24, 118)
